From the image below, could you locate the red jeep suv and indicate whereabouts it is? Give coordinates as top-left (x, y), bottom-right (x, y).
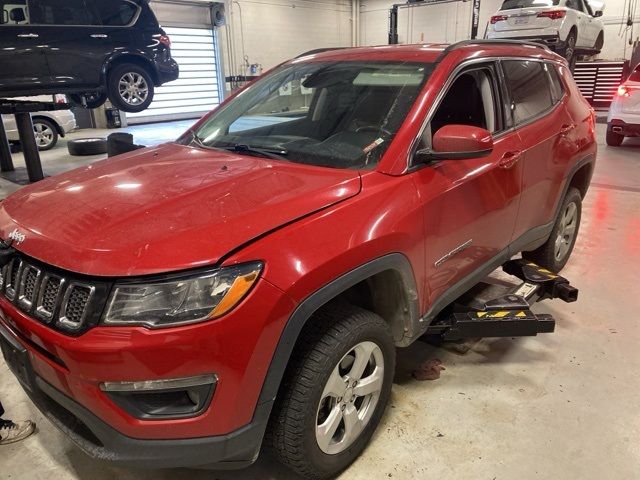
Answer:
top-left (0, 41), bottom-right (595, 479)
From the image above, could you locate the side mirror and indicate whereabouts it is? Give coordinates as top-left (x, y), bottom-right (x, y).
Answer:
top-left (415, 124), bottom-right (494, 162)
top-left (593, 10), bottom-right (603, 17)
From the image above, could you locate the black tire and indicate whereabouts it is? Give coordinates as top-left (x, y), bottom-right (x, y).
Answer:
top-left (594, 31), bottom-right (604, 51)
top-left (68, 92), bottom-right (107, 109)
top-left (107, 63), bottom-right (155, 113)
top-left (67, 138), bottom-right (108, 156)
top-left (523, 187), bottom-right (582, 273)
top-left (32, 118), bottom-right (59, 151)
top-left (269, 303), bottom-right (395, 480)
top-left (606, 128), bottom-right (624, 146)
top-left (562, 30), bottom-right (577, 70)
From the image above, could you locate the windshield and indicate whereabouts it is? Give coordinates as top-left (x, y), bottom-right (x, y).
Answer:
top-left (183, 61), bottom-right (432, 169)
top-left (501, 0), bottom-right (560, 9)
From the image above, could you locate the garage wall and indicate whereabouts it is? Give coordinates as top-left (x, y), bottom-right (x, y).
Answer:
top-left (360, 0), bottom-right (639, 60)
top-left (220, 0), bottom-right (353, 76)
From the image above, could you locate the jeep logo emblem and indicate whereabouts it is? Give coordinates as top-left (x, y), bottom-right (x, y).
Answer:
top-left (8, 228), bottom-right (26, 245)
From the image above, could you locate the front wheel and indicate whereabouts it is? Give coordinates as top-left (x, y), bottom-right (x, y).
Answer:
top-left (107, 64), bottom-right (154, 113)
top-left (523, 187), bottom-right (582, 272)
top-left (32, 118), bottom-right (58, 151)
top-left (269, 303), bottom-right (395, 479)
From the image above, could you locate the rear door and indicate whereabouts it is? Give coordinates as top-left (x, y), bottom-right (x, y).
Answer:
top-left (0, 0), bottom-right (51, 91)
top-left (503, 59), bottom-right (575, 240)
top-left (565, 0), bottom-right (590, 47)
top-left (29, 0), bottom-right (135, 89)
top-left (412, 61), bottom-right (524, 310)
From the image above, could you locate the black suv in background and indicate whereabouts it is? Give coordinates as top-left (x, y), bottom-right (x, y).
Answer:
top-left (0, 0), bottom-right (179, 112)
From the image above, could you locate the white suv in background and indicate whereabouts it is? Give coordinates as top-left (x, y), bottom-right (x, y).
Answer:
top-left (606, 64), bottom-right (640, 146)
top-left (486, 0), bottom-right (604, 66)
top-left (1, 96), bottom-right (77, 151)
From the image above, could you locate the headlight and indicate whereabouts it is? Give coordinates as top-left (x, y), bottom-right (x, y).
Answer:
top-left (103, 262), bottom-right (262, 328)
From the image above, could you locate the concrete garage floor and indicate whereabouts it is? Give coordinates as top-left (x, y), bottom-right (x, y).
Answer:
top-left (1, 123), bottom-right (639, 480)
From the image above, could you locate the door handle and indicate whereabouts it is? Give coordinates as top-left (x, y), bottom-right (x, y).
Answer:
top-left (560, 123), bottom-right (576, 135)
top-left (499, 150), bottom-right (522, 169)
top-left (91, 34), bottom-right (108, 38)
top-left (17, 33), bottom-right (39, 38)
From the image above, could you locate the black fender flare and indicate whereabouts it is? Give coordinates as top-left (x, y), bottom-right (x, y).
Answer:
top-left (256, 253), bottom-right (419, 407)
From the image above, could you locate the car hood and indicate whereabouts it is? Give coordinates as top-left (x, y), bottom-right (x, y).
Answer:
top-left (0, 143), bottom-right (361, 276)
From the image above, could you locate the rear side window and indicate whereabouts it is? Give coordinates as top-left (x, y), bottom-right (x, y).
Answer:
top-left (629, 66), bottom-right (640, 82)
top-left (93, 0), bottom-right (138, 26)
top-left (546, 63), bottom-right (565, 103)
top-left (501, 0), bottom-right (559, 9)
top-left (29, 0), bottom-right (96, 25)
top-left (1, 1), bottom-right (29, 25)
top-left (503, 60), bottom-right (554, 124)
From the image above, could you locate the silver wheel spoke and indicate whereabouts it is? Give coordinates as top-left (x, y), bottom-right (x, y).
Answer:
top-left (323, 367), bottom-right (347, 398)
top-left (353, 366), bottom-right (383, 397)
top-left (349, 342), bottom-right (376, 380)
top-left (316, 405), bottom-right (343, 452)
top-left (342, 404), bottom-right (363, 445)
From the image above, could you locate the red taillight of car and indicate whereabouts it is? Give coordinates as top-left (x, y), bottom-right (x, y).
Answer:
top-left (618, 85), bottom-right (630, 97)
top-left (159, 35), bottom-right (171, 48)
top-left (490, 15), bottom-right (508, 24)
top-left (537, 10), bottom-right (566, 20)
top-left (54, 94), bottom-right (67, 104)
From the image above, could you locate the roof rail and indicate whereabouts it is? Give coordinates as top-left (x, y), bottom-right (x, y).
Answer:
top-left (443, 39), bottom-right (551, 54)
top-left (295, 47), bottom-right (346, 58)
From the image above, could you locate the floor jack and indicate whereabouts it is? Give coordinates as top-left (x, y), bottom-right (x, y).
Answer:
top-left (424, 259), bottom-right (579, 345)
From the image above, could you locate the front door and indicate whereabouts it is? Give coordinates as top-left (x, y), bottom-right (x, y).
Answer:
top-left (0, 1), bottom-right (51, 91)
top-left (411, 62), bottom-right (524, 313)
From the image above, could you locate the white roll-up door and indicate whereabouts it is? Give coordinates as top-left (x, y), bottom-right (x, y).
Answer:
top-left (126, 26), bottom-right (221, 124)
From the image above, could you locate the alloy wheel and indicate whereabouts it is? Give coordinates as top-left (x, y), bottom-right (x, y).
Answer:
top-left (118, 72), bottom-right (150, 106)
top-left (33, 122), bottom-right (55, 149)
top-left (555, 202), bottom-right (578, 261)
top-left (315, 341), bottom-right (384, 455)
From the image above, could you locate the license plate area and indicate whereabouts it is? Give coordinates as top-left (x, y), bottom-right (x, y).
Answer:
top-left (514, 17), bottom-right (530, 24)
top-left (0, 323), bottom-right (35, 391)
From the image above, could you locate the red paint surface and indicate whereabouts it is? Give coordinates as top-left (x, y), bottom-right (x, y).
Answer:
top-left (0, 43), bottom-right (596, 440)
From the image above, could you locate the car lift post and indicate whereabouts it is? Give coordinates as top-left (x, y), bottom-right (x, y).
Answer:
top-left (0, 98), bottom-right (69, 184)
top-left (388, 0), bottom-right (481, 45)
top-left (15, 113), bottom-right (44, 182)
top-left (0, 119), bottom-right (14, 173)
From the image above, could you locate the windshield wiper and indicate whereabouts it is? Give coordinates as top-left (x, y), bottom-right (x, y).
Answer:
top-left (218, 144), bottom-right (289, 161)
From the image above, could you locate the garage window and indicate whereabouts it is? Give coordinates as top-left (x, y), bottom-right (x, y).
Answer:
top-left (503, 60), bottom-right (554, 124)
top-left (126, 26), bottom-right (221, 124)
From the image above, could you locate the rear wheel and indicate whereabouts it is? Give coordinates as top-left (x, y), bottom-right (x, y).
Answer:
top-left (107, 64), bottom-right (154, 113)
top-left (32, 118), bottom-right (58, 151)
top-left (562, 30), bottom-right (577, 70)
top-left (594, 31), bottom-right (604, 51)
top-left (606, 128), bottom-right (624, 146)
top-left (523, 187), bottom-right (582, 273)
top-left (269, 303), bottom-right (395, 479)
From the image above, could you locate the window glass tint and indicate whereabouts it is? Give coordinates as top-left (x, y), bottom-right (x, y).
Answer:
top-left (546, 64), bottom-right (565, 103)
top-left (565, 0), bottom-right (580, 10)
top-left (0, 1), bottom-right (29, 24)
top-left (628, 66), bottom-right (640, 82)
top-left (501, 0), bottom-right (559, 9)
top-left (503, 60), bottom-right (554, 124)
top-left (30, 0), bottom-right (96, 25)
top-left (424, 68), bottom-right (499, 148)
top-left (187, 61), bottom-right (431, 169)
top-left (95, 0), bottom-right (138, 26)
